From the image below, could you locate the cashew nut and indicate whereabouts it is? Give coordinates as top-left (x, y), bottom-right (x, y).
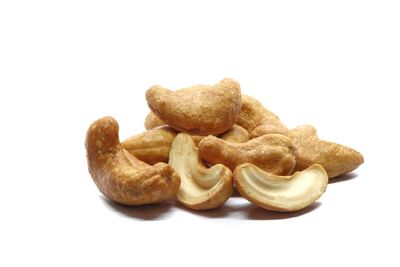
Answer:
top-left (146, 78), bottom-right (242, 135)
top-left (86, 116), bottom-right (180, 205)
top-left (144, 111), bottom-right (165, 130)
top-left (219, 124), bottom-right (250, 143)
top-left (169, 133), bottom-right (233, 210)
top-left (122, 126), bottom-right (177, 165)
top-left (234, 164), bottom-right (328, 212)
top-left (288, 125), bottom-right (364, 178)
top-left (236, 95), bottom-right (288, 137)
top-left (198, 134), bottom-right (296, 175)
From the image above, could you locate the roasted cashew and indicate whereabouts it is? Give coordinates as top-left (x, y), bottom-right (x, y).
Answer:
top-left (122, 126), bottom-right (177, 165)
top-left (86, 117), bottom-right (180, 205)
top-left (198, 134), bottom-right (296, 175)
top-left (146, 78), bottom-right (241, 135)
top-left (288, 125), bottom-right (364, 178)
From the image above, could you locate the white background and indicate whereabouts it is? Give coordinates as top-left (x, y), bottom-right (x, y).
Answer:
top-left (1, 1), bottom-right (399, 266)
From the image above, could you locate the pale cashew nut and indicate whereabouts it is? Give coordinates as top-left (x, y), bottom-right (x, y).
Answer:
top-left (198, 134), bottom-right (296, 175)
top-left (86, 116), bottom-right (180, 205)
top-left (169, 133), bottom-right (233, 210)
top-left (234, 164), bottom-right (328, 212)
top-left (122, 126), bottom-right (177, 165)
top-left (236, 95), bottom-right (288, 137)
top-left (146, 78), bottom-right (242, 135)
top-left (288, 125), bottom-right (364, 178)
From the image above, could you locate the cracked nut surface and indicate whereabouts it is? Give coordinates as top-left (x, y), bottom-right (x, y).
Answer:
top-left (236, 95), bottom-right (288, 137)
top-left (198, 134), bottom-right (296, 175)
top-left (234, 163), bottom-right (328, 212)
top-left (146, 78), bottom-right (242, 135)
top-left (86, 116), bottom-right (180, 205)
top-left (288, 125), bottom-right (364, 178)
top-left (169, 133), bottom-right (233, 210)
top-left (121, 126), bottom-right (177, 165)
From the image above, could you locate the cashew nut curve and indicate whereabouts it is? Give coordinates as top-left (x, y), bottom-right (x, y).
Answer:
top-left (234, 164), bottom-right (328, 212)
top-left (169, 133), bottom-right (233, 210)
top-left (86, 116), bottom-right (180, 205)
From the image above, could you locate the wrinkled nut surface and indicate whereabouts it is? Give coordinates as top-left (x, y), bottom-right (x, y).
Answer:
top-left (234, 163), bottom-right (328, 212)
top-left (146, 78), bottom-right (242, 135)
top-left (121, 126), bottom-right (177, 165)
top-left (144, 112), bottom-right (165, 130)
top-left (169, 133), bottom-right (233, 210)
top-left (288, 125), bottom-right (364, 178)
top-left (236, 95), bottom-right (288, 137)
top-left (86, 116), bottom-right (180, 205)
top-left (198, 134), bottom-right (296, 175)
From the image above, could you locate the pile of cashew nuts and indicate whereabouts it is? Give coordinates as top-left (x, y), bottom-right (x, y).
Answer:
top-left (85, 78), bottom-right (364, 212)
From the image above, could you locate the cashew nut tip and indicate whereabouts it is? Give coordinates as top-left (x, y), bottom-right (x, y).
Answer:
top-left (145, 78), bottom-right (242, 135)
top-left (288, 125), bottom-right (364, 178)
top-left (234, 164), bottom-right (329, 212)
top-left (169, 133), bottom-right (233, 210)
top-left (144, 112), bottom-right (165, 130)
top-left (86, 116), bottom-right (180, 205)
top-left (198, 134), bottom-right (297, 175)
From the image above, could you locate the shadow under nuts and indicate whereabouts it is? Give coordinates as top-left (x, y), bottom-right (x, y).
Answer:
top-left (86, 116), bottom-right (180, 205)
top-left (288, 125), bottom-right (364, 178)
top-left (145, 78), bottom-right (242, 135)
top-left (198, 134), bottom-right (296, 175)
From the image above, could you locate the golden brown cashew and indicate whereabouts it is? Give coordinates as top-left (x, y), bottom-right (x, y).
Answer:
top-left (236, 95), bottom-right (288, 137)
top-left (198, 134), bottom-right (296, 175)
top-left (146, 78), bottom-right (242, 135)
top-left (169, 133), bottom-right (233, 210)
top-left (144, 112), bottom-right (165, 130)
top-left (234, 164), bottom-right (328, 212)
top-left (219, 125), bottom-right (250, 143)
top-left (288, 125), bottom-right (364, 178)
top-left (86, 116), bottom-right (180, 205)
top-left (122, 126), bottom-right (177, 165)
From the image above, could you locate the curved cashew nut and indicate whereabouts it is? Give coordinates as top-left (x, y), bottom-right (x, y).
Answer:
top-left (169, 133), bottom-right (233, 210)
top-left (122, 126), bottom-right (177, 165)
top-left (288, 125), bottom-right (364, 178)
top-left (234, 164), bottom-right (328, 212)
top-left (86, 116), bottom-right (180, 205)
top-left (146, 78), bottom-right (241, 135)
top-left (236, 95), bottom-right (288, 137)
top-left (198, 134), bottom-right (296, 175)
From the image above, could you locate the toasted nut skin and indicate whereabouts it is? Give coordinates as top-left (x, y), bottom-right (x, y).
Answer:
top-left (145, 78), bottom-right (242, 135)
top-left (86, 116), bottom-right (180, 205)
top-left (169, 133), bottom-right (233, 210)
top-left (219, 125), bottom-right (250, 143)
top-left (144, 112), bottom-right (165, 130)
top-left (234, 164), bottom-right (328, 212)
top-left (288, 125), bottom-right (364, 178)
top-left (198, 134), bottom-right (296, 175)
top-left (121, 126), bottom-right (177, 165)
top-left (236, 95), bottom-right (288, 137)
